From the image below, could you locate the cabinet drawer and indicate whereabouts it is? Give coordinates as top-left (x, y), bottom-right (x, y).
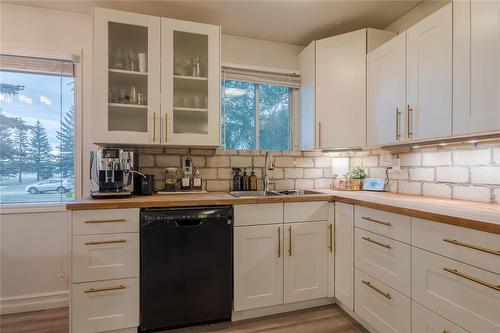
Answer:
top-left (412, 248), bottom-right (500, 332)
top-left (71, 277), bottom-right (139, 333)
top-left (412, 217), bottom-right (500, 274)
top-left (234, 204), bottom-right (283, 226)
top-left (73, 209), bottom-right (139, 235)
top-left (354, 269), bottom-right (411, 333)
top-left (355, 228), bottom-right (411, 296)
top-left (284, 201), bottom-right (329, 223)
top-left (72, 233), bottom-right (139, 283)
top-left (412, 301), bottom-right (468, 333)
top-left (354, 206), bottom-right (410, 243)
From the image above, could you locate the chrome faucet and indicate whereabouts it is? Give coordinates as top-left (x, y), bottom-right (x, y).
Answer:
top-left (263, 151), bottom-right (275, 191)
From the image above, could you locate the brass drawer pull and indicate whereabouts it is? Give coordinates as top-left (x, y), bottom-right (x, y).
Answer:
top-left (328, 224), bottom-right (333, 253)
top-left (164, 115), bottom-right (168, 142)
top-left (318, 121), bottom-right (322, 148)
top-left (443, 267), bottom-right (500, 292)
top-left (84, 285), bottom-right (126, 293)
top-left (85, 239), bottom-right (126, 245)
top-left (395, 107), bottom-right (401, 140)
top-left (407, 104), bottom-right (413, 138)
top-left (361, 216), bottom-right (391, 227)
top-left (288, 226), bottom-right (292, 256)
top-left (443, 238), bottom-right (500, 256)
top-left (153, 112), bottom-right (156, 143)
top-left (362, 280), bottom-right (391, 299)
top-left (361, 236), bottom-right (391, 249)
top-left (84, 219), bottom-right (126, 224)
top-left (277, 227), bottom-right (281, 258)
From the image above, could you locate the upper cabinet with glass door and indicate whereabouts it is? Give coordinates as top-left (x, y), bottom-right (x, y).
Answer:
top-left (93, 8), bottom-right (161, 145)
top-left (161, 19), bottom-right (221, 146)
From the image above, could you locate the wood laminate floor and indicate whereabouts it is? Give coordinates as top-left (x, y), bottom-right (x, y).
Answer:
top-left (0, 305), bottom-right (367, 333)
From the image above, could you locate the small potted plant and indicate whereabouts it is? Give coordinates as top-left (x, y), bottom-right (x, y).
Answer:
top-left (346, 166), bottom-right (366, 190)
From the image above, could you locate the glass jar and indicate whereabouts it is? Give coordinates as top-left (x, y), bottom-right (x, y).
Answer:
top-left (165, 168), bottom-right (179, 192)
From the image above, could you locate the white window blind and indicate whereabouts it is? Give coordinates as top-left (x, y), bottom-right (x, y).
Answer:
top-left (222, 66), bottom-right (300, 88)
top-left (0, 54), bottom-right (74, 77)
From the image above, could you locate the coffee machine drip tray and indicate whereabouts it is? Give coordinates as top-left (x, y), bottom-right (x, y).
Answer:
top-left (90, 191), bottom-right (132, 199)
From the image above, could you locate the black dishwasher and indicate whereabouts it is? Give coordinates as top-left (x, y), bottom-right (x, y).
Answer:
top-left (140, 206), bottom-right (233, 332)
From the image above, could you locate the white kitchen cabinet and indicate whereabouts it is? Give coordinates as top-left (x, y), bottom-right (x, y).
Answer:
top-left (454, 0), bottom-right (500, 135)
top-left (315, 29), bottom-right (395, 149)
top-left (233, 224), bottom-right (283, 311)
top-left (412, 247), bottom-right (500, 332)
top-left (284, 221), bottom-right (328, 303)
top-left (284, 201), bottom-right (329, 223)
top-left (93, 8), bottom-right (161, 145)
top-left (367, 32), bottom-right (406, 146)
top-left (412, 301), bottom-right (469, 333)
top-left (406, 3), bottom-right (453, 140)
top-left (355, 269), bottom-right (411, 333)
top-left (334, 202), bottom-right (354, 310)
top-left (161, 18), bottom-right (221, 146)
top-left (298, 41), bottom-right (316, 150)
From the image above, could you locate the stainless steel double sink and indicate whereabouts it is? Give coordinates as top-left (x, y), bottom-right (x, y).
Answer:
top-left (229, 189), bottom-right (323, 198)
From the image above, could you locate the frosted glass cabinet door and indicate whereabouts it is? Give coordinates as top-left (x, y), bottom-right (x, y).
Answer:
top-left (161, 19), bottom-right (221, 146)
top-left (93, 8), bottom-right (161, 144)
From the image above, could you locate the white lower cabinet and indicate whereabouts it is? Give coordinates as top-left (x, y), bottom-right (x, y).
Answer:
top-left (284, 221), bottom-right (328, 303)
top-left (412, 301), bottom-right (469, 333)
top-left (355, 228), bottom-right (411, 297)
top-left (334, 202), bottom-right (354, 311)
top-left (354, 269), bottom-right (411, 333)
top-left (412, 247), bottom-right (500, 332)
top-left (71, 278), bottom-right (139, 333)
top-left (233, 224), bottom-right (283, 311)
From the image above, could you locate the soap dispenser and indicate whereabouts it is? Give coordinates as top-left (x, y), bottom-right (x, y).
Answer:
top-left (241, 168), bottom-right (249, 191)
top-left (232, 168), bottom-right (242, 191)
top-left (249, 168), bottom-right (258, 191)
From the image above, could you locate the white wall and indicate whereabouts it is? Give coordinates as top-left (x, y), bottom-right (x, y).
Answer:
top-left (385, 0), bottom-right (450, 33)
top-left (222, 34), bottom-right (303, 71)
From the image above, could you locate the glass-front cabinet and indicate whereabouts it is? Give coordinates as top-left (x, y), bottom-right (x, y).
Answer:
top-left (161, 19), bottom-right (221, 146)
top-left (93, 8), bottom-right (161, 144)
top-left (93, 8), bottom-right (220, 146)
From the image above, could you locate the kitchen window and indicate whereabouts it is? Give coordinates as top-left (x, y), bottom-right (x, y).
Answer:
top-left (0, 54), bottom-right (76, 204)
top-left (221, 67), bottom-right (300, 151)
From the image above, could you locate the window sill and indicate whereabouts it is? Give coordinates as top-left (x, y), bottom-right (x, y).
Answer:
top-left (0, 203), bottom-right (68, 214)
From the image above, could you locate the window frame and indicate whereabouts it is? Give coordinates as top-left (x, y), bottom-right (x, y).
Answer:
top-left (0, 43), bottom-right (82, 211)
top-left (221, 79), bottom-right (294, 151)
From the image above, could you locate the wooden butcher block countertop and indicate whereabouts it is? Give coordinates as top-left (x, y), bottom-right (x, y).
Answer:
top-left (66, 190), bottom-right (500, 234)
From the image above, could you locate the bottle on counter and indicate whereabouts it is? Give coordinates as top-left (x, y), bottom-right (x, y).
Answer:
top-left (192, 168), bottom-right (202, 191)
top-left (232, 168), bottom-right (242, 191)
top-left (181, 168), bottom-right (191, 191)
top-left (249, 168), bottom-right (258, 191)
top-left (241, 168), bottom-right (249, 191)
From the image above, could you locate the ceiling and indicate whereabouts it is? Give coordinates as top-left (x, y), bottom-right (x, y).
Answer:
top-left (2, 0), bottom-right (424, 45)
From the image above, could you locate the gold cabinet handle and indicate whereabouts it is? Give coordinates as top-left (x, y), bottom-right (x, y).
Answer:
top-left (84, 219), bottom-right (126, 224)
top-left (277, 227), bottom-right (281, 258)
top-left (396, 107), bottom-right (401, 140)
top-left (288, 226), bottom-right (292, 256)
top-left (318, 121), bottom-right (322, 148)
top-left (361, 236), bottom-right (391, 249)
top-left (361, 216), bottom-right (391, 227)
top-left (443, 267), bottom-right (500, 292)
top-left (85, 239), bottom-right (126, 245)
top-left (443, 238), bottom-right (500, 256)
top-left (407, 104), bottom-right (413, 139)
top-left (153, 112), bottom-right (156, 143)
top-left (84, 285), bottom-right (126, 294)
top-left (362, 280), bottom-right (391, 299)
top-left (328, 224), bottom-right (333, 253)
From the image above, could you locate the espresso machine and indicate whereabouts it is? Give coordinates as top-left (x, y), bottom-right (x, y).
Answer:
top-left (90, 148), bottom-right (135, 198)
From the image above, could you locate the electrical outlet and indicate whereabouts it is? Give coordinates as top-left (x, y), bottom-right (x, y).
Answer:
top-left (182, 157), bottom-right (193, 176)
top-left (390, 158), bottom-right (401, 172)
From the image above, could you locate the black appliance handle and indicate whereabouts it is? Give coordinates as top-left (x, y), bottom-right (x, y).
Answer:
top-left (175, 219), bottom-right (203, 226)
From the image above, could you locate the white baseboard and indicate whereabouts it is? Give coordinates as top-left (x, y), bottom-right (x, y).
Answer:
top-left (0, 290), bottom-right (69, 315)
top-left (232, 298), bottom-right (335, 321)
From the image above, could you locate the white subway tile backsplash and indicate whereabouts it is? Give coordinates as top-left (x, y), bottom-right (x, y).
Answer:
top-left (362, 156), bottom-right (379, 167)
top-left (436, 167), bottom-right (469, 183)
top-left (453, 185), bottom-right (491, 202)
top-left (422, 151), bottom-right (451, 166)
top-left (398, 181), bottom-right (421, 195)
top-left (275, 179), bottom-right (294, 190)
top-left (285, 168), bottom-right (304, 179)
top-left (295, 157), bottom-right (314, 167)
top-left (400, 153), bottom-right (421, 167)
top-left (231, 156), bottom-right (252, 168)
top-left (494, 148), bottom-right (500, 164)
top-left (206, 180), bottom-right (230, 192)
top-left (139, 154), bottom-right (154, 167)
top-left (471, 167), bottom-right (500, 185)
top-left (295, 179), bottom-right (314, 189)
top-left (422, 183), bottom-right (451, 198)
top-left (156, 155), bottom-right (181, 167)
top-left (199, 168), bottom-right (218, 180)
top-left (275, 157), bottom-right (295, 168)
top-left (314, 178), bottom-right (332, 189)
top-left (314, 157), bottom-right (332, 168)
top-left (454, 149), bottom-right (490, 166)
top-left (304, 168), bottom-right (323, 178)
top-left (207, 156), bottom-right (230, 167)
top-left (409, 168), bottom-right (435, 182)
